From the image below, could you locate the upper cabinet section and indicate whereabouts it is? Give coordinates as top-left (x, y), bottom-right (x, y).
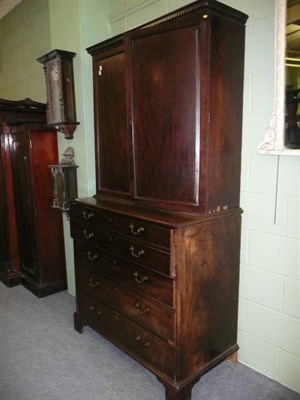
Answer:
top-left (87, 0), bottom-right (248, 214)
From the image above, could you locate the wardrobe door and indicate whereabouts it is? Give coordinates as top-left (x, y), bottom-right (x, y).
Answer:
top-left (93, 44), bottom-right (131, 199)
top-left (0, 134), bottom-right (11, 274)
top-left (0, 129), bottom-right (20, 285)
top-left (10, 126), bottom-right (39, 279)
top-left (129, 25), bottom-right (202, 211)
top-left (10, 123), bottom-right (66, 296)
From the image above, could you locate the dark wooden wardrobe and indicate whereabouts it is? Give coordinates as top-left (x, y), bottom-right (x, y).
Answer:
top-left (0, 99), bottom-right (66, 297)
top-left (70, 1), bottom-right (248, 399)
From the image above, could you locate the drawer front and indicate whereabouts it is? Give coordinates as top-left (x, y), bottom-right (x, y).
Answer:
top-left (78, 292), bottom-right (174, 379)
top-left (70, 202), bottom-right (170, 248)
top-left (74, 241), bottom-right (174, 307)
top-left (76, 265), bottom-right (174, 341)
top-left (71, 222), bottom-right (171, 277)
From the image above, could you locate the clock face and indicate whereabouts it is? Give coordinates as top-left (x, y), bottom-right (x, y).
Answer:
top-left (47, 58), bottom-right (63, 124)
top-left (51, 64), bottom-right (59, 81)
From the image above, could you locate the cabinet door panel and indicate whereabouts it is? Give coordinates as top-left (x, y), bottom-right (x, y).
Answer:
top-left (11, 131), bottom-right (38, 278)
top-left (130, 26), bottom-right (200, 207)
top-left (95, 51), bottom-right (131, 197)
top-left (0, 132), bottom-right (20, 281)
top-left (0, 136), bottom-right (10, 270)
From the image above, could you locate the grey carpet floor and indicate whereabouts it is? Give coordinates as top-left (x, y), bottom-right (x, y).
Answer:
top-left (0, 282), bottom-right (299, 400)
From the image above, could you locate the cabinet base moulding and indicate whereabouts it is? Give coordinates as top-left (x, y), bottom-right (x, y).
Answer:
top-left (21, 276), bottom-right (67, 298)
top-left (0, 269), bottom-right (22, 287)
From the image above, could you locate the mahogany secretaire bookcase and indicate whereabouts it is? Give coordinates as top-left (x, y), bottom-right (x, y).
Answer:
top-left (70, 1), bottom-right (248, 399)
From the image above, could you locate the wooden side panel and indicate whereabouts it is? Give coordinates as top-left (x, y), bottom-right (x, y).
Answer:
top-left (206, 15), bottom-right (246, 213)
top-left (30, 129), bottom-right (66, 284)
top-left (175, 212), bottom-right (241, 381)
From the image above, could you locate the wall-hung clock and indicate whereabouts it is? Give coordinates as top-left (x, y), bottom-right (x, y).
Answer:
top-left (37, 49), bottom-right (79, 139)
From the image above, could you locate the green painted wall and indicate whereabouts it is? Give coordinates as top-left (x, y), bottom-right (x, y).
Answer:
top-left (47, 0), bottom-right (111, 295)
top-left (0, 0), bottom-right (50, 100)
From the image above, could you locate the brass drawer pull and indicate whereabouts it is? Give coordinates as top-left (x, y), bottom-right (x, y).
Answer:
top-left (82, 210), bottom-right (94, 220)
top-left (135, 335), bottom-right (150, 348)
top-left (133, 271), bottom-right (148, 284)
top-left (129, 223), bottom-right (145, 235)
top-left (129, 246), bottom-right (145, 258)
top-left (87, 251), bottom-right (98, 261)
top-left (83, 229), bottom-right (94, 240)
top-left (89, 277), bottom-right (100, 288)
top-left (135, 302), bottom-right (150, 315)
top-left (89, 305), bottom-right (95, 311)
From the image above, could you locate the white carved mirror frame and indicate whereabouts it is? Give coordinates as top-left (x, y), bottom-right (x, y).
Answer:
top-left (258, 0), bottom-right (300, 156)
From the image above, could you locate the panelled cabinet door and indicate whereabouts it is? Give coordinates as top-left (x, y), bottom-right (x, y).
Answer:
top-left (10, 123), bottom-right (66, 296)
top-left (10, 129), bottom-right (39, 279)
top-left (0, 136), bottom-right (11, 270)
top-left (129, 25), bottom-right (201, 211)
top-left (94, 44), bottom-right (131, 198)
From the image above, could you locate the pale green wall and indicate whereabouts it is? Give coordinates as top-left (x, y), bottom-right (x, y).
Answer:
top-left (47, 0), bottom-right (111, 295)
top-left (0, 0), bottom-right (50, 100)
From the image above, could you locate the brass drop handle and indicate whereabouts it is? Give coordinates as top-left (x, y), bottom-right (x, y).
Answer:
top-left (82, 210), bottom-right (94, 220)
top-left (129, 246), bottom-right (145, 258)
top-left (135, 302), bottom-right (150, 315)
top-left (135, 335), bottom-right (150, 348)
top-left (87, 251), bottom-right (98, 261)
top-left (133, 271), bottom-right (149, 284)
top-left (129, 223), bottom-right (145, 235)
top-left (89, 305), bottom-right (102, 316)
top-left (89, 277), bottom-right (100, 288)
top-left (83, 229), bottom-right (94, 240)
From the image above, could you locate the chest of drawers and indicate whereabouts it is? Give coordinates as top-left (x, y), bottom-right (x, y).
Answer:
top-left (70, 197), bottom-right (242, 399)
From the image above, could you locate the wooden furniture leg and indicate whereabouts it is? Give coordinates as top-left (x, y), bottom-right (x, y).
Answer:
top-left (74, 312), bottom-right (84, 334)
top-left (160, 377), bottom-right (200, 400)
top-left (165, 386), bottom-right (192, 400)
top-left (228, 351), bottom-right (238, 364)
